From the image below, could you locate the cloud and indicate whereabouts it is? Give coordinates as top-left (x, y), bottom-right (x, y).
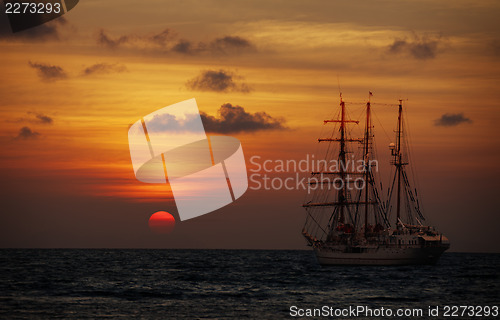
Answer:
top-left (172, 39), bottom-right (195, 54)
top-left (434, 113), bottom-right (472, 126)
top-left (144, 113), bottom-right (201, 134)
top-left (171, 36), bottom-right (254, 55)
top-left (98, 28), bottom-right (178, 49)
top-left (209, 36), bottom-right (255, 53)
top-left (82, 63), bottom-right (127, 76)
top-left (28, 112), bottom-right (53, 124)
top-left (96, 28), bottom-right (255, 55)
top-left (0, 15), bottom-right (68, 41)
top-left (149, 28), bottom-right (176, 46)
top-left (388, 34), bottom-right (441, 60)
top-left (10, 112), bottom-right (54, 124)
top-left (186, 70), bottom-right (251, 93)
top-left (97, 29), bottom-right (131, 48)
top-left (28, 61), bottom-right (67, 81)
top-left (388, 39), bottom-right (407, 54)
top-left (15, 127), bottom-right (40, 140)
top-left (200, 103), bottom-right (286, 133)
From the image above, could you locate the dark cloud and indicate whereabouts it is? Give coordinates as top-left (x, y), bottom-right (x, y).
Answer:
top-left (172, 39), bottom-right (196, 54)
top-left (186, 70), bottom-right (251, 93)
top-left (96, 28), bottom-right (255, 55)
top-left (15, 127), bottom-right (40, 140)
top-left (209, 36), bottom-right (254, 53)
top-left (10, 112), bottom-right (54, 124)
top-left (28, 112), bottom-right (53, 124)
top-left (97, 29), bottom-right (131, 48)
top-left (408, 41), bottom-right (439, 60)
top-left (0, 14), bottom-right (68, 41)
top-left (98, 29), bottom-right (176, 49)
top-left (388, 39), bottom-right (407, 54)
top-left (82, 63), bottom-right (127, 76)
top-left (434, 113), bottom-right (472, 127)
top-left (388, 35), bottom-right (441, 60)
top-left (172, 35), bottom-right (255, 55)
top-left (201, 103), bottom-right (286, 134)
top-left (28, 61), bottom-right (67, 81)
top-left (149, 28), bottom-right (176, 46)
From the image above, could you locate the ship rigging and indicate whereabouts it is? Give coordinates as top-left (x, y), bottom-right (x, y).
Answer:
top-left (302, 92), bottom-right (449, 265)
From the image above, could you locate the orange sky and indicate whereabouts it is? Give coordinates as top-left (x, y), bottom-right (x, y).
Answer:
top-left (0, 0), bottom-right (499, 251)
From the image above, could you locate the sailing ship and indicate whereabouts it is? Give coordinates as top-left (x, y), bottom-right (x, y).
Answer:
top-left (302, 93), bottom-right (450, 265)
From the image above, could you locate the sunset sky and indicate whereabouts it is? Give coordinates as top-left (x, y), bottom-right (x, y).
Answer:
top-left (1, 0), bottom-right (499, 252)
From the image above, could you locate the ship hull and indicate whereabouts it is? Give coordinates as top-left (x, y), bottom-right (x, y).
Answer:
top-left (314, 245), bottom-right (449, 266)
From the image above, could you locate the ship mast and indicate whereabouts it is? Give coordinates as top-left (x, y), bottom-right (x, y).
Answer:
top-left (363, 96), bottom-right (371, 236)
top-left (395, 100), bottom-right (403, 226)
top-left (387, 99), bottom-right (420, 228)
top-left (338, 95), bottom-right (346, 224)
top-left (303, 92), bottom-right (382, 242)
top-left (302, 94), bottom-right (449, 260)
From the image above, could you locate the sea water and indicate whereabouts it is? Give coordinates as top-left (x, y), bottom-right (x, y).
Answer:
top-left (0, 250), bottom-right (498, 319)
